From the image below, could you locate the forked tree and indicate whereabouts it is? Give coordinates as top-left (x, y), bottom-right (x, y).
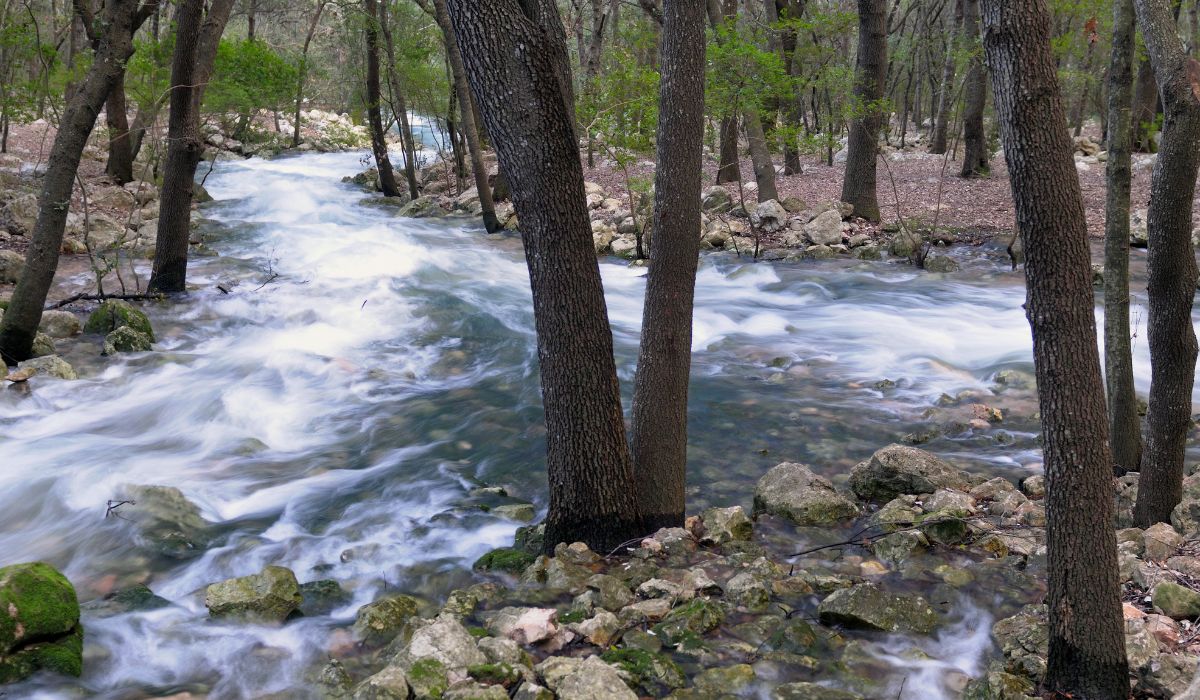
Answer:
top-left (981, 0), bottom-right (1130, 696)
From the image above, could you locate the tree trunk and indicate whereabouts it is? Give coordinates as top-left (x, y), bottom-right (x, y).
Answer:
top-left (1132, 56), bottom-right (1159, 150)
top-left (931, 0), bottom-right (964, 154)
top-left (432, 0), bottom-right (500, 231)
top-left (841, 0), bottom-right (887, 222)
top-left (363, 0), bottom-right (400, 198)
top-left (104, 71), bottom-right (134, 184)
top-left (959, 0), bottom-right (989, 177)
top-left (292, 0), bottom-right (327, 148)
top-left (744, 108), bottom-right (778, 201)
top-left (1132, 0), bottom-right (1200, 527)
top-left (0, 0), bottom-right (153, 364)
top-left (1071, 35), bottom-right (1096, 136)
top-left (629, 0), bottom-right (705, 531)
top-left (777, 0), bottom-right (805, 174)
top-left (147, 0), bottom-right (235, 294)
top-left (445, 0), bottom-right (641, 553)
top-left (714, 0), bottom-right (741, 184)
top-left (1104, 0), bottom-right (1142, 477)
top-left (379, 0), bottom-right (420, 200)
top-left (981, 0), bottom-right (1130, 696)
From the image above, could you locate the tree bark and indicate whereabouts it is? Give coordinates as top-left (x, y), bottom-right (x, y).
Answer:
top-left (744, 108), bottom-right (778, 201)
top-left (841, 0), bottom-right (887, 222)
top-left (292, 0), bottom-right (327, 148)
top-left (981, 0), bottom-right (1130, 696)
top-left (364, 0), bottom-right (401, 198)
top-left (777, 0), bottom-right (805, 174)
top-left (931, 0), bottom-right (964, 154)
top-left (629, 0), bottom-right (705, 531)
top-left (0, 0), bottom-right (155, 364)
top-left (1132, 0), bottom-right (1200, 527)
top-left (445, 0), bottom-right (641, 553)
top-left (104, 71), bottom-right (134, 184)
top-left (1104, 0), bottom-right (1142, 477)
top-left (431, 0), bottom-right (500, 231)
top-left (714, 0), bottom-right (741, 184)
top-left (959, 0), bottom-right (989, 177)
top-left (379, 0), bottom-right (420, 199)
top-left (147, 0), bottom-right (234, 294)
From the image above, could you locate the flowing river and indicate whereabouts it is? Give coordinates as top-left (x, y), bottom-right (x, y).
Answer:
top-left (1, 150), bottom-right (1195, 699)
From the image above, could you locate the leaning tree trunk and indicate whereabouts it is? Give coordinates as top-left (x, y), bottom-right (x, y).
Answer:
top-left (930, 0), bottom-right (964, 155)
top-left (841, 0), bottom-right (887, 222)
top-left (105, 71), bottom-right (134, 184)
top-left (1132, 0), bottom-right (1200, 527)
top-left (744, 108), bottom-right (778, 202)
top-left (981, 0), bottom-right (1131, 697)
top-left (432, 0), bottom-right (500, 231)
top-left (0, 0), bottom-right (152, 364)
top-left (1104, 0), bottom-right (1142, 476)
top-left (147, 0), bottom-right (235, 294)
top-left (363, 0), bottom-right (401, 198)
top-left (959, 0), bottom-right (989, 177)
top-left (446, 0), bottom-right (642, 553)
top-left (629, 0), bottom-right (706, 531)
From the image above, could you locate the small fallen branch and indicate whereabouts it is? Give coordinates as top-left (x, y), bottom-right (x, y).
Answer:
top-left (46, 292), bottom-right (166, 310)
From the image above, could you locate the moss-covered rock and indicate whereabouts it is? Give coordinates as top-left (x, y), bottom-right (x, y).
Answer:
top-left (354, 664), bottom-right (411, 699)
top-left (1153, 581), bottom-right (1200, 620)
top-left (354, 594), bottom-right (420, 645)
top-left (753, 462), bottom-right (860, 525)
top-left (474, 548), bottom-right (536, 575)
top-left (468, 662), bottom-right (523, 688)
top-left (691, 664), bottom-right (756, 695)
top-left (204, 565), bottom-right (302, 622)
top-left (992, 605), bottom-right (1048, 680)
top-left (699, 506), bottom-right (753, 545)
top-left (30, 332), bottom-right (55, 358)
top-left (103, 326), bottom-right (153, 354)
top-left (0, 562), bottom-right (83, 684)
top-left (653, 598), bottom-right (725, 647)
top-left (961, 670), bottom-right (1037, 699)
top-left (817, 583), bottom-right (939, 635)
top-left (84, 299), bottom-right (155, 340)
top-left (298, 579), bottom-right (351, 617)
top-left (404, 657), bottom-right (450, 699)
top-left (601, 648), bottom-right (685, 696)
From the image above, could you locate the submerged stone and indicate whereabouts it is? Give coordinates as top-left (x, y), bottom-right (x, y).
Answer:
top-left (204, 565), bottom-right (302, 622)
top-left (652, 598), bottom-right (725, 647)
top-left (0, 562), bottom-right (83, 684)
top-left (81, 584), bottom-right (170, 618)
top-left (121, 484), bottom-right (212, 559)
top-left (817, 583), bottom-right (939, 635)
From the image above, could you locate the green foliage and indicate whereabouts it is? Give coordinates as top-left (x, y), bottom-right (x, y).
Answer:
top-left (206, 39), bottom-right (298, 122)
top-left (579, 21), bottom-right (661, 153)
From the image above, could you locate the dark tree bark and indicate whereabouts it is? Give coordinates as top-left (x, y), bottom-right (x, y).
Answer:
top-left (777, 0), bottom-right (806, 174)
top-left (1132, 56), bottom-right (1160, 151)
top-left (1132, 0), bottom-right (1200, 527)
top-left (364, 0), bottom-right (401, 198)
top-left (445, 0), bottom-right (641, 553)
top-left (0, 0), bottom-right (156, 365)
top-left (104, 72), bottom-right (134, 184)
top-left (713, 0), bottom-right (741, 184)
top-left (841, 0), bottom-right (887, 222)
top-left (1104, 0), bottom-right (1142, 476)
top-left (147, 0), bottom-right (234, 294)
top-left (430, 0), bottom-right (501, 231)
top-left (629, 0), bottom-right (705, 531)
top-left (930, 0), bottom-right (964, 154)
top-left (379, 0), bottom-right (420, 199)
top-left (959, 0), bottom-right (989, 177)
top-left (744, 109), bottom-right (779, 202)
top-left (293, 0), bottom-right (328, 147)
top-left (981, 0), bottom-right (1130, 697)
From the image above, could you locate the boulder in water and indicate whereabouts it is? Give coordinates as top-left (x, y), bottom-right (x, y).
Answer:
top-left (849, 445), bottom-right (969, 503)
top-left (0, 250), bottom-right (24, 284)
top-left (753, 462), bottom-right (860, 525)
top-left (103, 326), bottom-right (153, 355)
top-left (84, 299), bottom-right (155, 341)
top-left (354, 594), bottom-right (420, 645)
top-left (0, 562), bottom-right (83, 684)
top-left (817, 583), bottom-right (939, 634)
top-left (30, 332), bottom-right (55, 358)
top-left (38, 310), bottom-right (82, 338)
top-left (205, 565), bottom-right (302, 622)
top-left (15, 355), bottom-right (77, 380)
top-left (121, 484), bottom-right (212, 559)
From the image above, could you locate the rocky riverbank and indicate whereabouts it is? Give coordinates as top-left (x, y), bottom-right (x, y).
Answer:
top-left (6, 443), bottom-right (1199, 698)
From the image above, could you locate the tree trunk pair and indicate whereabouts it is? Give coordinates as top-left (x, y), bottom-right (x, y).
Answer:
top-left (981, 0), bottom-right (1129, 697)
top-left (364, 0), bottom-right (402, 199)
top-left (147, 0), bottom-right (235, 295)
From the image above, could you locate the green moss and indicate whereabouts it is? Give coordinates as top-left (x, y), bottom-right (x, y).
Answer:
top-left (468, 626), bottom-right (490, 638)
top-left (472, 548), bottom-right (535, 575)
top-left (652, 598), bottom-right (725, 647)
top-left (0, 563), bottom-right (82, 684)
top-left (84, 300), bottom-right (155, 341)
top-left (557, 609), bottom-right (587, 624)
top-left (601, 648), bottom-right (686, 695)
top-left (406, 657), bottom-right (449, 699)
top-left (467, 662), bottom-right (522, 687)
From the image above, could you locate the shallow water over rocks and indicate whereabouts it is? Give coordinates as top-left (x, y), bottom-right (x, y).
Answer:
top-left (1, 150), bottom-right (1195, 698)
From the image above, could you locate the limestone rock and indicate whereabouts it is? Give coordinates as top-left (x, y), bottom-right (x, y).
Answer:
top-left (753, 462), bottom-right (860, 525)
top-left (103, 326), bottom-right (153, 354)
top-left (122, 484), bottom-right (212, 558)
top-left (805, 209), bottom-right (845, 246)
top-left (535, 656), bottom-right (636, 700)
top-left (204, 565), bottom-right (302, 622)
top-left (849, 445), bottom-right (969, 503)
top-left (353, 595), bottom-right (420, 645)
top-left (0, 250), bottom-right (24, 284)
top-left (15, 355), bottom-right (77, 380)
top-left (38, 310), bottom-right (82, 338)
top-left (699, 506), bottom-right (753, 545)
top-left (1153, 582), bottom-right (1200, 620)
top-left (817, 583), bottom-right (939, 635)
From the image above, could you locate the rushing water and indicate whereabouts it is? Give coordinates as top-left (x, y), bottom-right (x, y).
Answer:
top-left (1, 150), bottom-right (1195, 699)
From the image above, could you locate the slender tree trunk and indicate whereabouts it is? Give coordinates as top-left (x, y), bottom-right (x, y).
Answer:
top-left (1132, 56), bottom-right (1159, 150)
top-left (1105, 0), bottom-right (1142, 477)
top-left (431, 0), bottom-right (500, 231)
top-left (714, 0), bottom-right (741, 184)
top-left (1132, 0), bottom-right (1200, 527)
top-left (0, 0), bottom-right (154, 364)
top-left (744, 108), bottom-right (778, 201)
top-left (446, 0), bottom-right (642, 553)
top-left (778, 0), bottom-right (805, 174)
top-left (363, 0), bottom-right (400, 198)
top-left (630, 0), bottom-right (705, 531)
top-left (292, 0), bottom-right (327, 148)
top-left (959, 0), bottom-right (989, 177)
top-left (379, 0), bottom-right (420, 200)
top-left (104, 71), bottom-right (134, 183)
top-left (147, 0), bottom-right (234, 294)
top-left (930, 0), bottom-right (963, 154)
top-left (981, 0), bottom-right (1130, 696)
top-left (841, 0), bottom-right (887, 222)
